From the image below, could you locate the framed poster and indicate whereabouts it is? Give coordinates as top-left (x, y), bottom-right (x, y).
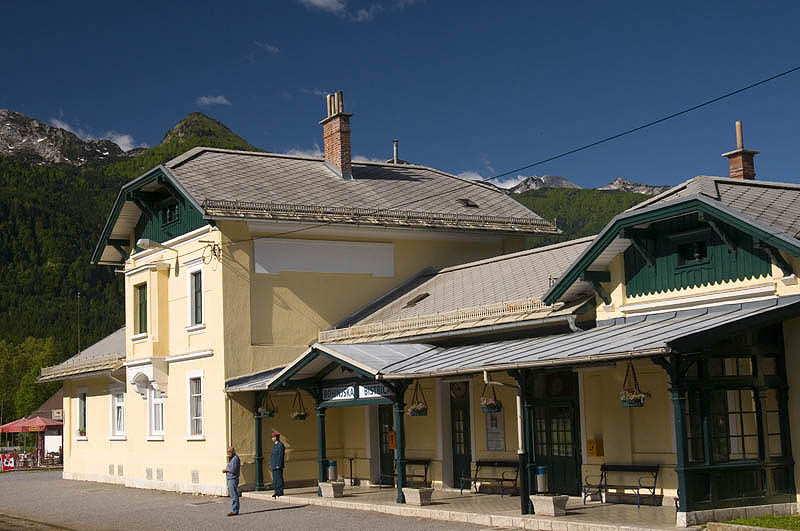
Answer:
top-left (486, 411), bottom-right (505, 451)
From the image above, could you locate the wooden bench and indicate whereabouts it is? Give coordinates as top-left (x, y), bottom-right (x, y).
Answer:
top-left (380, 458), bottom-right (432, 488)
top-left (460, 460), bottom-right (519, 497)
top-left (583, 464), bottom-right (659, 507)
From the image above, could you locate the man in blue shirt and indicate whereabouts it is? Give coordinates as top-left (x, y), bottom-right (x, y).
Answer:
top-left (270, 432), bottom-right (285, 498)
top-left (222, 446), bottom-right (240, 516)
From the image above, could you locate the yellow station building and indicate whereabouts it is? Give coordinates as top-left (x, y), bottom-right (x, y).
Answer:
top-left (41, 109), bottom-right (800, 527)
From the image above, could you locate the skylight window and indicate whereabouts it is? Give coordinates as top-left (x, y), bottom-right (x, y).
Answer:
top-left (457, 198), bottom-right (479, 208)
top-left (403, 293), bottom-right (430, 308)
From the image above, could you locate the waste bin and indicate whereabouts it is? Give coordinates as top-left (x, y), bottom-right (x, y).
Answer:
top-left (535, 465), bottom-right (548, 493)
top-left (328, 460), bottom-right (338, 482)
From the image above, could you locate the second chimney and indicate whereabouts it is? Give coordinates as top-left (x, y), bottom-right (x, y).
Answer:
top-left (320, 91), bottom-right (353, 179)
top-left (721, 121), bottom-right (759, 180)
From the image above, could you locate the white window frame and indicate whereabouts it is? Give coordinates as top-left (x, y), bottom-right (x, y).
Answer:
top-left (186, 370), bottom-right (205, 440)
top-left (76, 387), bottom-right (88, 440)
top-left (185, 259), bottom-right (205, 333)
top-left (132, 282), bottom-right (149, 341)
top-left (147, 387), bottom-right (165, 441)
top-left (109, 389), bottom-right (126, 440)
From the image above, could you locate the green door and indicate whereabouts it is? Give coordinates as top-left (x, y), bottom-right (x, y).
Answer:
top-left (450, 382), bottom-right (472, 485)
top-left (378, 404), bottom-right (395, 485)
top-left (530, 372), bottom-right (582, 496)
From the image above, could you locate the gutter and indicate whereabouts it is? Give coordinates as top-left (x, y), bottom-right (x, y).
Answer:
top-left (374, 347), bottom-right (670, 381)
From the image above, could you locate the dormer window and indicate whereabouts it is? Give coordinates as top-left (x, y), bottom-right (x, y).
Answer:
top-left (678, 241), bottom-right (708, 266)
top-left (457, 198), bottom-right (479, 208)
top-left (403, 293), bottom-right (430, 308)
top-left (161, 203), bottom-right (179, 226)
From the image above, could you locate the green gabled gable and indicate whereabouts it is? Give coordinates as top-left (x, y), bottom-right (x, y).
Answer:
top-left (623, 214), bottom-right (773, 297)
top-left (91, 165), bottom-right (207, 265)
top-left (543, 196), bottom-right (800, 305)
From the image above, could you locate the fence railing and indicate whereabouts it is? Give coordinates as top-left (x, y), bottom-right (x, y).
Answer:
top-left (201, 199), bottom-right (558, 232)
top-left (319, 297), bottom-right (552, 343)
top-left (40, 353), bottom-right (125, 378)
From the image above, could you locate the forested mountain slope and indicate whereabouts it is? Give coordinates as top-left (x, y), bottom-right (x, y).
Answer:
top-left (0, 112), bottom-right (258, 421)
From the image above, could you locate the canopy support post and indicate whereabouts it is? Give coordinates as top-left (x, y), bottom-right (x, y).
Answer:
top-left (391, 380), bottom-right (410, 504)
top-left (254, 391), bottom-right (265, 491)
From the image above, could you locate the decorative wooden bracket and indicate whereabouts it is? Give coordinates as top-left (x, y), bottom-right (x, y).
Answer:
top-left (698, 213), bottom-right (735, 253)
top-left (623, 229), bottom-right (655, 267)
top-left (581, 271), bottom-right (611, 305)
top-left (758, 242), bottom-right (794, 277)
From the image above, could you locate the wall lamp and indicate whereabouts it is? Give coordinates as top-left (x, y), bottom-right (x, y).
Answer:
top-left (136, 238), bottom-right (179, 277)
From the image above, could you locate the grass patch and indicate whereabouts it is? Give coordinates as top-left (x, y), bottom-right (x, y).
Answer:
top-left (728, 515), bottom-right (800, 530)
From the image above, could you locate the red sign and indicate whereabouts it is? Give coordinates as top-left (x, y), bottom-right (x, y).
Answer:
top-left (1, 454), bottom-right (14, 471)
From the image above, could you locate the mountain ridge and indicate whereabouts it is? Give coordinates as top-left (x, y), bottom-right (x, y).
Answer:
top-left (0, 109), bottom-right (125, 166)
top-left (509, 174), bottom-right (670, 196)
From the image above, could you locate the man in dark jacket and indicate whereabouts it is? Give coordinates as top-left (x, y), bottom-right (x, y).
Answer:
top-left (222, 446), bottom-right (240, 516)
top-left (270, 432), bottom-right (285, 498)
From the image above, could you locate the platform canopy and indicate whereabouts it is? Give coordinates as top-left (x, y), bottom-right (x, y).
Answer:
top-left (267, 295), bottom-right (800, 385)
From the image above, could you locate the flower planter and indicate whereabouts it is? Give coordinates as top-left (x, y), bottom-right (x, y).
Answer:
top-left (530, 494), bottom-right (569, 516)
top-left (290, 412), bottom-right (307, 421)
top-left (402, 487), bottom-right (434, 506)
top-left (319, 480), bottom-right (345, 498)
top-left (621, 397), bottom-right (645, 408)
top-left (408, 407), bottom-right (428, 417)
top-left (258, 409), bottom-right (276, 418)
top-left (480, 403), bottom-right (502, 413)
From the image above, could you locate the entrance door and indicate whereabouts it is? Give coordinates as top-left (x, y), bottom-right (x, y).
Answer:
top-left (531, 372), bottom-right (581, 495)
top-left (450, 382), bottom-right (472, 485)
top-left (378, 404), bottom-right (394, 485)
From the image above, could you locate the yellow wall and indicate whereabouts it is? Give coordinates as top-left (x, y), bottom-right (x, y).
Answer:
top-left (783, 316), bottom-right (800, 505)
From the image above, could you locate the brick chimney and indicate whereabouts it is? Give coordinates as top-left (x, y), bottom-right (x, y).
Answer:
top-left (721, 121), bottom-right (759, 179)
top-left (320, 91), bottom-right (353, 179)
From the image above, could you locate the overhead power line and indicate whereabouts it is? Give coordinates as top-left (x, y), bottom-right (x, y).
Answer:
top-left (486, 64), bottom-right (800, 182)
top-left (206, 63), bottom-right (800, 247)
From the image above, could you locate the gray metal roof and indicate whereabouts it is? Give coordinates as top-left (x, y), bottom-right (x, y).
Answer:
top-left (225, 367), bottom-right (284, 392)
top-left (629, 175), bottom-right (800, 243)
top-left (349, 237), bottom-right (595, 327)
top-left (39, 327), bottom-right (127, 381)
top-left (165, 148), bottom-right (555, 233)
top-left (274, 296), bottom-right (800, 384)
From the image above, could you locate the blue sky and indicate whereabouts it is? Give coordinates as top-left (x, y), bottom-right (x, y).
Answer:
top-left (3, 0), bottom-right (800, 188)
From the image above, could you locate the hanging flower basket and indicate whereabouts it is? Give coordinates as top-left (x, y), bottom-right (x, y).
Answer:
top-left (480, 384), bottom-right (502, 413)
top-left (258, 393), bottom-right (277, 417)
top-left (619, 361), bottom-right (651, 408)
top-left (407, 381), bottom-right (428, 416)
top-left (290, 389), bottom-right (308, 421)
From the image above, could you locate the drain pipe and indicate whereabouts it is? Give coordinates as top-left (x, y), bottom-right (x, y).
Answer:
top-left (484, 371), bottom-right (529, 514)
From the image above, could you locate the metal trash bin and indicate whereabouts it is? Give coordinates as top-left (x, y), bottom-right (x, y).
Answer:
top-left (535, 465), bottom-right (548, 493)
top-left (328, 460), bottom-right (338, 482)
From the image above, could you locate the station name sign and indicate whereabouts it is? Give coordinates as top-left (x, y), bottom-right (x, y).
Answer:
top-left (322, 383), bottom-right (393, 402)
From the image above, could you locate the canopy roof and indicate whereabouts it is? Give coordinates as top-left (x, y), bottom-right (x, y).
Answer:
top-left (267, 296), bottom-right (800, 388)
top-left (0, 416), bottom-right (63, 433)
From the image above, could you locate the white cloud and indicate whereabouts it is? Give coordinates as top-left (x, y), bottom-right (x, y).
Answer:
top-left (457, 171), bottom-right (484, 181)
top-left (297, 0), bottom-right (416, 22)
top-left (255, 41), bottom-right (280, 54)
top-left (353, 154), bottom-right (385, 163)
top-left (49, 118), bottom-right (145, 152)
top-left (300, 88), bottom-right (329, 97)
top-left (456, 170), bottom-right (525, 189)
top-left (298, 0), bottom-right (346, 13)
top-left (284, 144), bottom-right (324, 158)
top-left (495, 174), bottom-right (528, 189)
top-left (103, 131), bottom-right (138, 152)
top-left (196, 95), bottom-right (232, 106)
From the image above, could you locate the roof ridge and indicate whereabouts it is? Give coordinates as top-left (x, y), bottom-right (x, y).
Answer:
top-left (435, 235), bottom-right (596, 275)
